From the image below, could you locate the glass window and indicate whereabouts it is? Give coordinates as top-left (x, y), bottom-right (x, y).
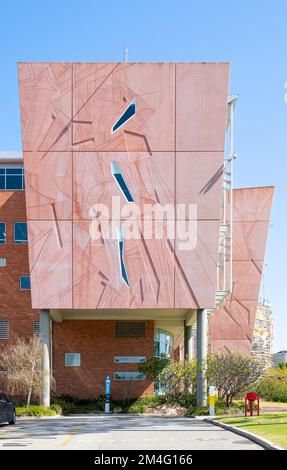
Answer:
top-left (0, 258), bottom-right (6, 267)
top-left (65, 353), bottom-right (81, 367)
top-left (14, 222), bottom-right (28, 244)
top-left (114, 372), bottom-right (146, 380)
top-left (111, 161), bottom-right (134, 202)
top-left (114, 357), bottom-right (146, 364)
top-left (20, 275), bottom-right (30, 290)
top-left (0, 167), bottom-right (24, 190)
top-left (112, 98), bottom-right (136, 134)
top-left (0, 222), bottom-right (6, 244)
top-left (117, 226), bottom-right (129, 287)
top-left (154, 329), bottom-right (173, 359)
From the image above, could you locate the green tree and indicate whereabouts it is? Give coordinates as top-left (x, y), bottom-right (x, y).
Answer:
top-left (206, 353), bottom-right (264, 406)
top-left (278, 360), bottom-right (287, 370)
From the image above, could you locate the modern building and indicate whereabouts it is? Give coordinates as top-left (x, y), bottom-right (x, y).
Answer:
top-left (0, 62), bottom-right (274, 405)
top-left (252, 299), bottom-right (274, 367)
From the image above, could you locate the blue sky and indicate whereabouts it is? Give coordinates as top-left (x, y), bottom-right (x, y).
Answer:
top-left (0, 0), bottom-right (286, 350)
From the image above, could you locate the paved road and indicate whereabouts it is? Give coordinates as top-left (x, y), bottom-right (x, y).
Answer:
top-left (0, 415), bottom-right (262, 450)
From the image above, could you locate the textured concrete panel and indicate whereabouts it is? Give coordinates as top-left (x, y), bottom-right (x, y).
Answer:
top-left (174, 220), bottom-right (220, 308)
top-left (24, 151), bottom-right (72, 220)
top-left (176, 152), bottom-right (224, 220)
top-left (27, 220), bottom-right (72, 308)
top-left (18, 63), bottom-right (72, 152)
top-left (209, 186), bottom-right (274, 354)
top-left (176, 63), bottom-right (229, 151)
top-left (73, 220), bottom-right (175, 309)
top-left (72, 63), bottom-right (175, 152)
top-left (73, 151), bottom-right (175, 220)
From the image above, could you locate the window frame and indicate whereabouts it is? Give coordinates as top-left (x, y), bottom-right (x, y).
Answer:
top-left (114, 371), bottom-right (146, 381)
top-left (14, 222), bottom-right (28, 244)
top-left (20, 275), bottom-right (31, 290)
top-left (65, 353), bottom-right (81, 367)
top-left (0, 167), bottom-right (24, 191)
top-left (114, 356), bottom-right (146, 364)
top-left (0, 222), bottom-right (6, 245)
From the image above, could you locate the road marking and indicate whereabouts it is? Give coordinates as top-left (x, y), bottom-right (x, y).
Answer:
top-left (60, 424), bottom-right (85, 447)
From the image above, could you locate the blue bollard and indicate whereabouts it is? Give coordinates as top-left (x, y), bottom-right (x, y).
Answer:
top-left (105, 375), bottom-right (111, 413)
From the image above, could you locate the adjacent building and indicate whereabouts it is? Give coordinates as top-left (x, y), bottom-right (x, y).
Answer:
top-left (252, 299), bottom-right (274, 367)
top-left (0, 62), bottom-right (274, 404)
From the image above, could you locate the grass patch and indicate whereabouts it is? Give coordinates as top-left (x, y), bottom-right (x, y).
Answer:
top-left (217, 412), bottom-right (287, 449)
top-left (16, 404), bottom-right (62, 417)
top-left (260, 401), bottom-right (287, 407)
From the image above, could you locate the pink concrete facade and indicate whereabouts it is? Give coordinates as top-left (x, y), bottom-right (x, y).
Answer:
top-left (18, 62), bottom-right (229, 309)
top-left (209, 186), bottom-right (274, 354)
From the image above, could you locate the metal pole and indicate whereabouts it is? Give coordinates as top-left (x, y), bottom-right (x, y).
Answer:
top-left (40, 309), bottom-right (50, 407)
top-left (229, 101), bottom-right (234, 291)
top-left (123, 48), bottom-right (128, 63)
top-left (196, 309), bottom-right (207, 407)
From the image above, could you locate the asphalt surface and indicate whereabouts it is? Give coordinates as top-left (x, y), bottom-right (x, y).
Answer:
top-left (0, 414), bottom-right (263, 450)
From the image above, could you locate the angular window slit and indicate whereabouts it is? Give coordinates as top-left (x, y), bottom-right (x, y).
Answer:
top-left (111, 161), bottom-right (134, 202)
top-left (111, 98), bottom-right (136, 134)
top-left (117, 227), bottom-right (130, 288)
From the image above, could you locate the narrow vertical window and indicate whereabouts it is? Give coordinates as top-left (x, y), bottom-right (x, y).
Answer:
top-left (111, 162), bottom-right (134, 202)
top-left (111, 98), bottom-right (136, 134)
top-left (14, 222), bottom-right (28, 244)
top-left (117, 227), bottom-right (130, 288)
top-left (0, 222), bottom-right (6, 244)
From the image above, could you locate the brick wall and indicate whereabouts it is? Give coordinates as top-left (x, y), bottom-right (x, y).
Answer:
top-left (0, 191), bottom-right (39, 345)
top-left (52, 320), bottom-right (154, 399)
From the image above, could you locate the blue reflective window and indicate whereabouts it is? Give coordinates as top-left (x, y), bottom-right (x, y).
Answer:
top-left (117, 227), bottom-right (129, 287)
top-left (20, 276), bottom-right (30, 290)
top-left (14, 222), bottom-right (28, 244)
top-left (114, 372), bottom-right (146, 381)
top-left (111, 161), bottom-right (134, 203)
top-left (0, 168), bottom-right (24, 190)
top-left (112, 98), bottom-right (136, 134)
top-left (0, 223), bottom-right (6, 244)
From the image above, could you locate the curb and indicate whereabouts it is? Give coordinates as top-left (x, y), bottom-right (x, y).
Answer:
top-left (204, 418), bottom-right (284, 450)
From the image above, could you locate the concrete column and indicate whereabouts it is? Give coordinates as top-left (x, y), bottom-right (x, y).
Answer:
top-left (40, 309), bottom-right (50, 407)
top-left (196, 309), bottom-right (207, 407)
top-left (184, 321), bottom-right (193, 359)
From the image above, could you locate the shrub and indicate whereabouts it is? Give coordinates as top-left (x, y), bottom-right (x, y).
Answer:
top-left (254, 369), bottom-right (287, 402)
top-left (206, 353), bottom-right (264, 406)
top-left (16, 405), bottom-right (62, 417)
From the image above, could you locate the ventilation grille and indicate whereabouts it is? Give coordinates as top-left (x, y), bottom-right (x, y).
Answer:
top-left (115, 321), bottom-right (146, 338)
top-left (33, 320), bottom-right (40, 335)
top-left (0, 320), bottom-right (9, 340)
